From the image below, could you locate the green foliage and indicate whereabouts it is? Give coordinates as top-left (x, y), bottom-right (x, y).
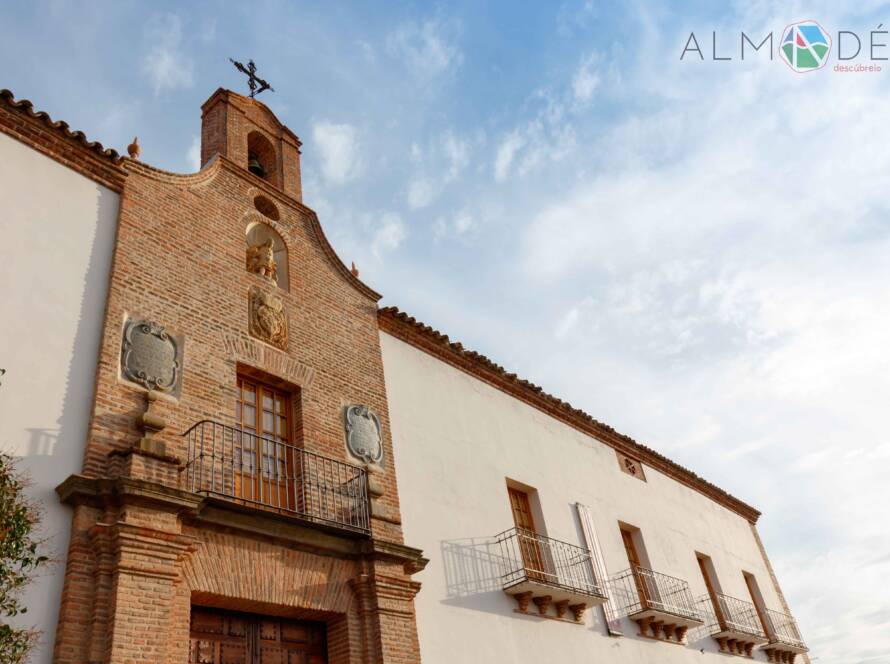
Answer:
top-left (0, 453), bottom-right (47, 664)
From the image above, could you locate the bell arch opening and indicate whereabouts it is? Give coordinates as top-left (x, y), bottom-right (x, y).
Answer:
top-left (247, 131), bottom-right (278, 186)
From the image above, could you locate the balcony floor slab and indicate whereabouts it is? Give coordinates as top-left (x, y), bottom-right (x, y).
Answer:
top-left (714, 628), bottom-right (770, 646)
top-left (503, 579), bottom-right (607, 607)
top-left (629, 607), bottom-right (704, 628)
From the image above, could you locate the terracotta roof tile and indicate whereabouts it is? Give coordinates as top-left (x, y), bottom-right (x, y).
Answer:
top-left (0, 88), bottom-right (123, 164)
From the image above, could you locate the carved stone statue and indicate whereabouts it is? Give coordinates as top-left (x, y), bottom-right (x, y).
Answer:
top-left (246, 237), bottom-right (277, 282)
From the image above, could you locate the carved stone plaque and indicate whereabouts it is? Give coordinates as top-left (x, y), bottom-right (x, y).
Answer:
top-left (344, 405), bottom-right (383, 465)
top-left (248, 285), bottom-right (288, 350)
top-left (120, 318), bottom-right (183, 397)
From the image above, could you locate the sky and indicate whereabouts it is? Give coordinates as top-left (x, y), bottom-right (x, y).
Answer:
top-left (2, 1), bottom-right (890, 661)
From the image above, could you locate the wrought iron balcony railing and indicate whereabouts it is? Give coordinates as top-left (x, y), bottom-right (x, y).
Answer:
top-left (700, 592), bottom-right (767, 639)
top-left (183, 420), bottom-right (370, 534)
top-left (763, 607), bottom-right (807, 651)
top-left (496, 527), bottom-right (606, 600)
top-left (610, 566), bottom-right (703, 624)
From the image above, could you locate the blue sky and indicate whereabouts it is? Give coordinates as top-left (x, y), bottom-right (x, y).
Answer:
top-left (3, 1), bottom-right (890, 660)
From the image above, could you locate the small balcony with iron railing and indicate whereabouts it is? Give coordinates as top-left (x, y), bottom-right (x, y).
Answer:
top-left (496, 527), bottom-right (607, 623)
top-left (183, 420), bottom-right (370, 535)
top-left (761, 608), bottom-right (808, 662)
top-left (610, 566), bottom-right (703, 642)
top-left (698, 592), bottom-right (768, 657)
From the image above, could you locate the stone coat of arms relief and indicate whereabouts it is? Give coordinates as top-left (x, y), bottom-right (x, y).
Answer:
top-left (248, 285), bottom-right (288, 350)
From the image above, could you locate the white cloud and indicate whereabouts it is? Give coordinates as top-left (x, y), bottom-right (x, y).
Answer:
top-left (387, 17), bottom-right (462, 80)
top-left (141, 14), bottom-right (194, 95)
top-left (494, 130), bottom-right (525, 182)
top-left (186, 134), bottom-right (201, 171)
top-left (554, 306), bottom-right (580, 340)
top-left (512, 32), bottom-right (890, 663)
top-left (405, 131), bottom-right (471, 208)
top-left (372, 212), bottom-right (406, 258)
top-left (312, 121), bottom-right (361, 185)
top-left (572, 53), bottom-right (600, 104)
top-left (407, 178), bottom-right (435, 209)
top-left (443, 132), bottom-right (469, 179)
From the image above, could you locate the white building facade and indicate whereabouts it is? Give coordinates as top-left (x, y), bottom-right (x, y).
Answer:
top-left (379, 309), bottom-right (808, 664)
top-left (0, 90), bottom-right (124, 661)
top-left (0, 86), bottom-right (807, 664)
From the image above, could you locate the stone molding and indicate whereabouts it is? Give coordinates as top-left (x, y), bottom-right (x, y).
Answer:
top-left (221, 331), bottom-right (314, 388)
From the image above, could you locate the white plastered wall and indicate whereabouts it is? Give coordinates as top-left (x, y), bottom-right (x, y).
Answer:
top-left (381, 331), bottom-right (788, 663)
top-left (0, 131), bottom-right (119, 661)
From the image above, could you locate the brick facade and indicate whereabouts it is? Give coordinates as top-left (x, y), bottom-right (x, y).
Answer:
top-left (51, 89), bottom-right (424, 663)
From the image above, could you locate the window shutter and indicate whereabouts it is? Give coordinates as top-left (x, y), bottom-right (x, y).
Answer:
top-left (575, 502), bottom-right (623, 635)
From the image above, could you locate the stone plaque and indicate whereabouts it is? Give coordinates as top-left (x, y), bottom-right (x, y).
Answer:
top-left (120, 318), bottom-right (183, 397)
top-left (248, 285), bottom-right (288, 350)
top-left (344, 405), bottom-right (383, 465)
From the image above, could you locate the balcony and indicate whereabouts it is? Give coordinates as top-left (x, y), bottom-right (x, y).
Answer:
top-left (610, 566), bottom-right (703, 642)
top-left (698, 592), bottom-right (768, 656)
top-left (183, 420), bottom-right (370, 534)
top-left (761, 608), bottom-right (808, 662)
top-left (497, 527), bottom-right (607, 622)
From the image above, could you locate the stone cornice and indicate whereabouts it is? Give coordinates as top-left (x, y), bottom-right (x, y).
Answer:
top-left (361, 539), bottom-right (429, 574)
top-left (378, 306), bottom-right (761, 524)
top-left (56, 474), bottom-right (204, 513)
top-left (0, 88), bottom-right (126, 192)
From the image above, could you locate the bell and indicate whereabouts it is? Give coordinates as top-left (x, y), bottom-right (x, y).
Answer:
top-left (248, 155), bottom-right (266, 178)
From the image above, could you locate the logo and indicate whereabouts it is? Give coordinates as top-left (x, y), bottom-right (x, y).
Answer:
top-left (779, 20), bottom-right (832, 72)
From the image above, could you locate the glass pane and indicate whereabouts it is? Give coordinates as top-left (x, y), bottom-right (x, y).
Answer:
top-left (235, 402), bottom-right (241, 420)
top-left (276, 417), bottom-right (285, 436)
top-left (244, 405), bottom-right (256, 426)
top-left (262, 392), bottom-right (273, 410)
top-left (263, 411), bottom-right (274, 432)
top-left (274, 398), bottom-right (282, 413)
top-left (243, 386), bottom-right (255, 404)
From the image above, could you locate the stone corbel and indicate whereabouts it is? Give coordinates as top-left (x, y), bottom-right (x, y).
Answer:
top-left (135, 390), bottom-right (167, 455)
top-left (366, 463), bottom-right (402, 524)
top-left (532, 595), bottom-right (552, 615)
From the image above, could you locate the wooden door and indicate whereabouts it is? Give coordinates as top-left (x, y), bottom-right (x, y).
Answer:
top-left (190, 607), bottom-right (326, 664)
top-left (744, 573), bottom-right (770, 637)
top-left (621, 528), bottom-right (649, 608)
top-left (235, 377), bottom-right (294, 510)
top-left (698, 556), bottom-right (725, 626)
top-left (508, 487), bottom-right (547, 581)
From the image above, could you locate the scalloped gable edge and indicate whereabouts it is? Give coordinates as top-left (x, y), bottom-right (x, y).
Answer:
top-left (123, 152), bottom-right (381, 303)
top-left (377, 306), bottom-right (761, 524)
top-left (0, 88), bottom-right (126, 192)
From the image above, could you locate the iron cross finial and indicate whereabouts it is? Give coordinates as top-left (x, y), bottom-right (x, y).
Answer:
top-left (229, 58), bottom-right (275, 98)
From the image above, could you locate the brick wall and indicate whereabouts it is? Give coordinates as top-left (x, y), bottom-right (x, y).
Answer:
top-left (53, 89), bottom-right (422, 663)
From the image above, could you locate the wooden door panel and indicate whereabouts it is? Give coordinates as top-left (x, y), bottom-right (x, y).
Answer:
top-left (508, 487), bottom-right (548, 581)
top-left (621, 528), bottom-right (649, 608)
top-left (191, 608), bottom-right (326, 664)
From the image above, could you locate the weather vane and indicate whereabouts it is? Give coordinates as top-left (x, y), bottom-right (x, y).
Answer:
top-left (229, 58), bottom-right (274, 98)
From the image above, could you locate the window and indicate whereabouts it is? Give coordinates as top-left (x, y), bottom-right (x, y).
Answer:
top-left (507, 485), bottom-right (547, 582)
top-left (508, 486), bottom-right (537, 532)
top-left (743, 572), bottom-right (769, 635)
top-left (234, 375), bottom-right (293, 507)
top-left (254, 195), bottom-right (280, 220)
top-left (620, 525), bottom-right (652, 605)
